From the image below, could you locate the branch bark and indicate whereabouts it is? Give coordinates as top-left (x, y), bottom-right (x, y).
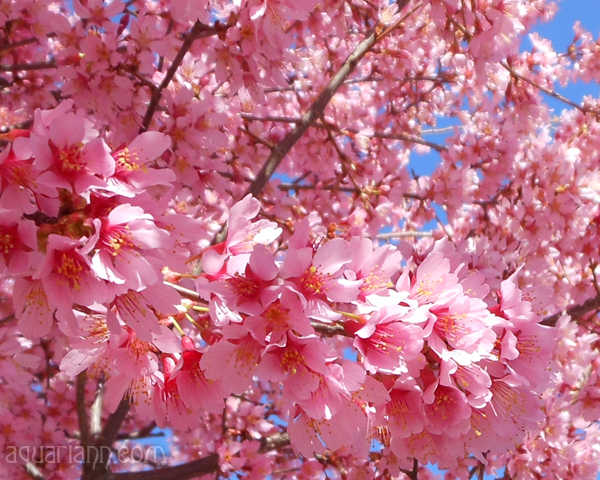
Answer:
top-left (112, 433), bottom-right (290, 480)
top-left (245, 1), bottom-right (415, 198)
top-left (139, 21), bottom-right (231, 133)
top-left (541, 294), bottom-right (600, 327)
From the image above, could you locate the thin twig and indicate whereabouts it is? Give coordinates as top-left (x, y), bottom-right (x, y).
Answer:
top-left (139, 21), bottom-right (231, 132)
top-left (311, 322), bottom-right (348, 337)
top-left (240, 114), bottom-right (445, 151)
top-left (165, 281), bottom-right (201, 302)
top-left (376, 231), bottom-right (434, 239)
top-left (500, 61), bottom-right (588, 114)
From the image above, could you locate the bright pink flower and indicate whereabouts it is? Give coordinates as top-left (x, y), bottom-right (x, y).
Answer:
top-left (422, 381), bottom-right (471, 437)
top-left (288, 401), bottom-right (369, 457)
top-left (385, 385), bottom-right (426, 438)
top-left (33, 234), bottom-right (110, 314)
top-left (398, 252), bottom-right (461, 306)
top-left (257, 333), bottom-right (328, 402)
top-left (153, 355), bottom-right (200, 431)
top-left (92, 204), bottom-right (173, 291)
top-left (0, 212), bottom-right (36, 275)
top-left (14, 102), bottom-right (115, 194)
top-left (219, 244), bottom-right (279, 315)
top-left (109, 283), bottom-right (180, 343)
top-left (217, 441), bottom-right (246, 472)
top-left (245, 288), bottom-right (314, 345)
top-left (296, 367), bottom-right (349, 420)
top-left (344, 237), bottom-right (403, 302)
top-left (171, 336), bottom-right (227, 414)
top-left (280, 238), bottom-right (362, 322)
top-left (103, 326), bottom-right (180, 416)
top-left (499, 322), bottom-right (556, 391)
top-left (0, 146), bottom-right (40, 214)
top-left (201, 195), bottom-right (282, 275)
top-left (486, 377), bottom-right (544, 438)
top-left (107, 131), bottom-right (174, 197)
top-left (427, 294), bottom-right (496, 359)
top-left (59, 309), bottom-right (113, 377)
top-left (350, 305), bottom-right (424, 374)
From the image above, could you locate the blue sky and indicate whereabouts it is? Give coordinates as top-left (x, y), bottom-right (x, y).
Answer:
top-left (407, 0), bottom-right (600, 233)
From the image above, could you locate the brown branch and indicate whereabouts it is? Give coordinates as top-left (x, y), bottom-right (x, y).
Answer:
top-left (82, 397), bottom-right (132, 479)
top-left (277, 182), bottom-right (425, 201)
top-left (0, 60), bottom-right (57, 72)
top-left (376, 231), bottom-right (434, 239)
top-left (0, 37), bottom-right (38, 54)
top-left (400, 458), bottom-right (419, 480)
top-left (240, 114), bottom-right (445, 151)
top-left (77, 372), bottom-right (92, 448)
top-left (112, 433), bottom-right (290, 480)
top-left (139, 21), bottom-right (231, 132)
top-left (117, 63), bottom-right (157, 91)
top-left (541, 294), bottom-right (600, 327)
top-left (245, 4), bottom-right (417, 198)
top-left (0, 313), bottom-right (16, 327)
top-left (311, 322), bottom-right (348, 336)
top-left (96, 397), bottom-right (131, 448)
top-left (0, 32), bottom-right (57, 55)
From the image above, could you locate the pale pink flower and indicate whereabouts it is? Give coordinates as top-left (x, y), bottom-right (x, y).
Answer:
top-left (13, 278), bottom-right (55, 339)
top-left (109, 283), bottom-right (180, 343)
top-left (398, 252), bottom-right (461, 306)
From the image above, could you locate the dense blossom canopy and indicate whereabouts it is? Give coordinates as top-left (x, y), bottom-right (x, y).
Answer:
top-left (1, 0), bottom-right (600, 479)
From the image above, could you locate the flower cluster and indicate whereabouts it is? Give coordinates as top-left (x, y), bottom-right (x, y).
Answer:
top-left (1, 100), bottom-right (555, 469)
top-left (4, 0), bottom-right (600, 477)
top-left (186, 199), bottom-right (556, 467)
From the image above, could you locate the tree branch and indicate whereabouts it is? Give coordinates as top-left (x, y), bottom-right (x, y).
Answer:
top-left (77, 372), bottom-right (92, 448)
top-left (541, 294), bottom-right (600, 327)
top-left (240, 114), bottom-right (445, 152)
top-left (112, 433), bottom-right (290, 480)
top-left (96, 397), bottom-right (131, 448)
top-left (500, 61), bottom-right (590, 114)
top-left (82, 397), bottom-right (132, 479)
top-left (139, 21), bottom-right (231, 132)
top-left (0, 60), bottom-right (57, 72)
top-left (245, 8), bottom-right (415, 198)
